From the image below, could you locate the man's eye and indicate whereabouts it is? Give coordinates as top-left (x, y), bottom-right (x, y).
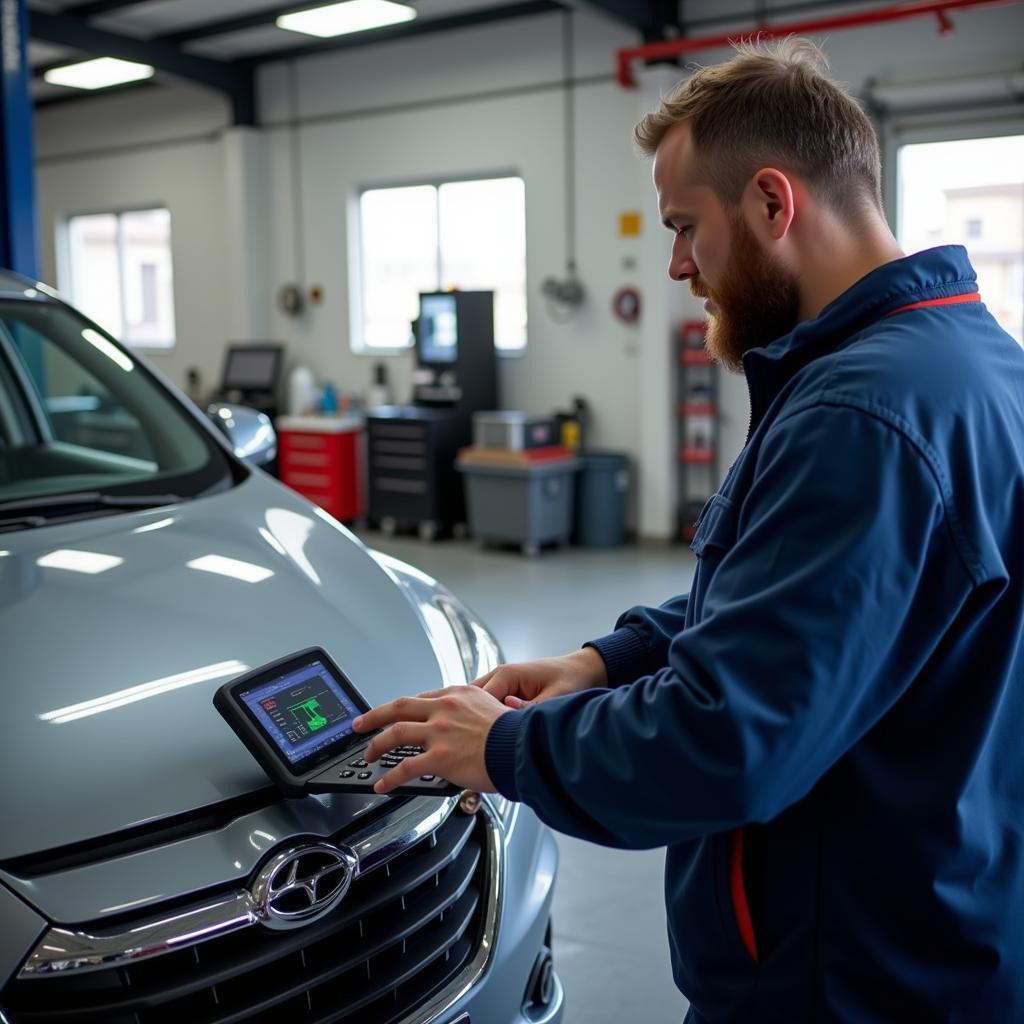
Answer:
top-left (678, 225), bottom-right (694, 238)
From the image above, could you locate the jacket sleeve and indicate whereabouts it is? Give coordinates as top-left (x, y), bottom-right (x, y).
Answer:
top-left (485, 404), bottom-right (976, 848)
top-left (585, 592), bottom-right (689, 686)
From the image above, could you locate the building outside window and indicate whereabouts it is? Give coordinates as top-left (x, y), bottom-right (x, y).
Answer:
top-left (355, 176), bottom-right (526, 354)
top-left (63, 208), bottom-right (176, 349)
top-left (897, 135), bottom-right (1024, 345)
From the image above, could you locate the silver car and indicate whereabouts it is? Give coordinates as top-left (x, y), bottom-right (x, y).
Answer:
top-left (0, 270), bottom-right (563, 1024)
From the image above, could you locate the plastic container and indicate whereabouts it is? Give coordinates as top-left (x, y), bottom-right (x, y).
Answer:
top-left (458, 457), bottom-right (580, 556)
top-left (288, 365), bottom-right (318, 416)
top-left (575, 451), bottom-right (631, 547)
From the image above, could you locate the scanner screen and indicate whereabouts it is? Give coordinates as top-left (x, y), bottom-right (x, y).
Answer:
top-left (240, 658), bottom-right (363, 766)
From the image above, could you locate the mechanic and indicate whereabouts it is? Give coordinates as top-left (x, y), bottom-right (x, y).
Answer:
top-left (353, 38), bottom-right (1024, 1022)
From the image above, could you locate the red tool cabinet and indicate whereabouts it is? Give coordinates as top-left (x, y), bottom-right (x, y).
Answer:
top-left (276, 415), bottom-right (364, 522)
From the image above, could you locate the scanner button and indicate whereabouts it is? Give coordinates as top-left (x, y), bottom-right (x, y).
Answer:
top-left (357, 771), bottom-right (373, 780)
top-left (339, 770), bottom-right (355, 779)
top-left (420, 774), bottom-right (436, 782)
top-left (351, 759), bottom-right (368, 768)
top-left (381, 758), bottom-right (400, 768)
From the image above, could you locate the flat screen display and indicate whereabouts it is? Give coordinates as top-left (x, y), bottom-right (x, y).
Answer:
top-left (418, 294), bottom-right (458, 364)
top-left (222, 348), bottom-right (280, 390)
top-left (238, 656), bottom-right (365, 770)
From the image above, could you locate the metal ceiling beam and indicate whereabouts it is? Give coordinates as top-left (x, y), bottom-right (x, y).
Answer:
top-left (563, 0), bottom-right (671, 36)
top-left (29, 10), bottom-right (256, 123)
top-left (157, 0), bottom-right (561, 51)
top-left (61, 0), bottom-right (162, 16)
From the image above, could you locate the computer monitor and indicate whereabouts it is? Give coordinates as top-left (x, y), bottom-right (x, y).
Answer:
top-left (220, 344), bottom-right (284, 394)
top-left (417, 294), bottom-right (458, 365)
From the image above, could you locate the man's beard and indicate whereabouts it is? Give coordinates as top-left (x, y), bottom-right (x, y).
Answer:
top-left (690, 214), bottom-right (801, 373)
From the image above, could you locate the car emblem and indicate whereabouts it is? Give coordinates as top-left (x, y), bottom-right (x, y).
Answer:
top-left (250, 841), bottom-right (357, 931)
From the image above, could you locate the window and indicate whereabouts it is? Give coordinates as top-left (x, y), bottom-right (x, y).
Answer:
top-left (355, 176), bottom-right (526, 353)
top-left (897, 135), bottom-right (1024, 344)
top-left (63, 208), bottom-right (177, 349)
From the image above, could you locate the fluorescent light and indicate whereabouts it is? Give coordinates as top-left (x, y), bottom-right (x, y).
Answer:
top-left (44, 57), bottom-right (154, 91)
top-left (82, 329), bottom-right (134, 373)
top-left (277, 0), bottom-right (415, 38)
top-left (187, 554), bottom-right (274, 583)
top-left (37, 549), bottom-right (124, 575)
top-left (39, 660), bottom-right (247, 725)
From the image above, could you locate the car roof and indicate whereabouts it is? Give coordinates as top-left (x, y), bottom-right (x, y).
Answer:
top-left (0, 268), bottom-right (52, 298)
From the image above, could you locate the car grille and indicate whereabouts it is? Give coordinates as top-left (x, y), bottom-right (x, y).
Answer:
top-left (2, 808), bottom-right (485, 1024)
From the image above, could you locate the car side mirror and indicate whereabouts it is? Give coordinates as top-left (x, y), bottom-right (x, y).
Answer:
top-left (206, 403), bottom-right (277, 468)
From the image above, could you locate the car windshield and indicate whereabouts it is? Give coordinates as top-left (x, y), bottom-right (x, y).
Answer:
top-left (0, 296), bottom-right (235, 522)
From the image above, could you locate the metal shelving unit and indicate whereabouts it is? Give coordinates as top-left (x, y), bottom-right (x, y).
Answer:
top-left (676, 320), bottom-right (720, 541)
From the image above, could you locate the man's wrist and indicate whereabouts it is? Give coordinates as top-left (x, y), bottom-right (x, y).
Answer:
top-left (570, 645), bottom-right (609, 687)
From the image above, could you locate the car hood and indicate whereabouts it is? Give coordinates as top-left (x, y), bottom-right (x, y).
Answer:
top-left (0, 474), bottom-right (446, 860)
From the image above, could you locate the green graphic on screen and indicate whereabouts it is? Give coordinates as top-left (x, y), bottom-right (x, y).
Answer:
top-left (259, 677), bottom-right (351, 747)
top-left (290, 698), bottom-right (328, 732)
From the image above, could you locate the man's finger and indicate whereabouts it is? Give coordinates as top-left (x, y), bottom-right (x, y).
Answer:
top-left (372, 752), bottom-right (433, 795)
top-left (471, 667), bottom-right (500, 688)
top-left (352, 696), bottom-right (435, 733)
top-left (504, 695), bottom-right (528, 709)
top-left (364, 722), bottom-right (429, 763)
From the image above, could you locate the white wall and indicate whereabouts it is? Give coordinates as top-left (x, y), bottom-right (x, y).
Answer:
top-left (32, 2), bottom-right (1024, 537)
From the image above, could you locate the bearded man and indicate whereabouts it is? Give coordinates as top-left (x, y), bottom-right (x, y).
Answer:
top-left (355, 38), bottom-right (1024, 1023)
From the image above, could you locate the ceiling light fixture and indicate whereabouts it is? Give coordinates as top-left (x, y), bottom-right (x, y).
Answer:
top-left (43, 57), bottom-right (155, 91)
top-left (277, 0), bottom-right (416, 39)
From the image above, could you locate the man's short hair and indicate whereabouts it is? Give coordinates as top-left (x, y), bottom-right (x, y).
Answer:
top-left (635, 37), bottom-right (882, 221)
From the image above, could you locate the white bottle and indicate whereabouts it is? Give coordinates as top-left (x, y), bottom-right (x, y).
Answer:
top-left (288, 365), bottom-right (318, 416)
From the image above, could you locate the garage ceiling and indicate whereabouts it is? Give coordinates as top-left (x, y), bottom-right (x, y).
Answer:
top-left (27, 0), bottom-right (681, 115)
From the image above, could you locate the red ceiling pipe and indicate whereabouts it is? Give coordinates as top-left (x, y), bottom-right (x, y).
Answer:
top-left (616, 0), bottom-right (1022, 87)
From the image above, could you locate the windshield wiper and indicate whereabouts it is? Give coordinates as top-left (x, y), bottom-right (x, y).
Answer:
top-left (0, 491), bottom-right (183, 528)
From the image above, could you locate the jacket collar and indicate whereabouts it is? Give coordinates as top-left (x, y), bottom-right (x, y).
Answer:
top-left (740, 245), bottom-right (978, 437)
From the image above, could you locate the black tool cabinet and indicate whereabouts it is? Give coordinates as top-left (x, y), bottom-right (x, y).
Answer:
top-left (366, 406), bottom-right (471, 541)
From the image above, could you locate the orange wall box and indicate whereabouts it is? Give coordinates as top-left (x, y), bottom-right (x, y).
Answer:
top-left (276, 415), bottom-right (364, 522)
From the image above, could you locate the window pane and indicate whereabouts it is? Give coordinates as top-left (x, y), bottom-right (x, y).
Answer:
top-left (67, 213), bottom-right (122, 339)
top-left (360, 185), bottom-right (438, 349)
top-left (898, 136), bottom-right (1024, 344)
top-left (121, 208), bottom-right (176, 348)
top-left (439, 177), bottom-right (526, 352)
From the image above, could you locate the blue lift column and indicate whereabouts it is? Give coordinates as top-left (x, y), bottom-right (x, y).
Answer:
top-left (0, 0), bottom-right (40, 279)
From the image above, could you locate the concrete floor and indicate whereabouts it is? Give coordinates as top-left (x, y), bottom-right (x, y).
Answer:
top-left (355, 530), bottom-right (696, 1024)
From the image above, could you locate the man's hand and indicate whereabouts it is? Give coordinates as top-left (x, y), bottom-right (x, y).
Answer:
top-left (352, 686), bottom-right (512, 795)
top-left (473, 648), bottom-right (608, 709)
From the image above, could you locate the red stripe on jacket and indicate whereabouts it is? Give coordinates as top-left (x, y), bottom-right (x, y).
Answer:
top-left (887, 292), bottom-right (981, 316)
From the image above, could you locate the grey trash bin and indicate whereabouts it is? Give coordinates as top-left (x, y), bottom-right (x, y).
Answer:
top-left (458, 457), bottom-right (580, 556)
top-left (575, 451), bottom-right (630, 547)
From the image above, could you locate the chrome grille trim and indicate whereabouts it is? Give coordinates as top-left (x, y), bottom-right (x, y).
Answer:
top-left (17, 794), bottom-right (461, 978)
top-left (400, 807), bottom-right (503, 1024)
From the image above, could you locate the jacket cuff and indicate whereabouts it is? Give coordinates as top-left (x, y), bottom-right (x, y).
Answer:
top-left (485, 711), bottom-right (523, 801)
top-left (585, 628), bottom-right (647, 686)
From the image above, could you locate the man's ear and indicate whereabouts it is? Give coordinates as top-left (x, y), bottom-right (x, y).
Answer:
top-left (743, 167), bottom-right (796, 241)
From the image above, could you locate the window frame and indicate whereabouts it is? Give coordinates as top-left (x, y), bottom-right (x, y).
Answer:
top-left (882, 111), bottom-right (1024, 346)
top-left (881, 110), bottom-right (1024, 238)
top-left (349, 171), bottom-right (527, 359)
top-left (57, 203), bottom-right (177, 352)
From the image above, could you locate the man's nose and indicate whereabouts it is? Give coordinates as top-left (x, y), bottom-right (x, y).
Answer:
top-left (669, 238), bottom-right (697, 282)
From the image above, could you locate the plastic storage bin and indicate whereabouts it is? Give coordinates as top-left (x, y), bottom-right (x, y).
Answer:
top-left (574, 451), bottom-right (631, 547)
top-left (458, 457), bottom-right (580, 556)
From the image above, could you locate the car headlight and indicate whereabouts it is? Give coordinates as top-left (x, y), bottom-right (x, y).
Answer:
top-left (369, 550), bottom-right (501, 685)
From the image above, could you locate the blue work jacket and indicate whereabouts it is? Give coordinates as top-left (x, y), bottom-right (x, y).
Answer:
top-left (486, 246), bottom-right (1024, 1022)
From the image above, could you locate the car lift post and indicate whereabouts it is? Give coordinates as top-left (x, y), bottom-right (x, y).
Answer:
top-left (1, 0), bottom-right (40, 279)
